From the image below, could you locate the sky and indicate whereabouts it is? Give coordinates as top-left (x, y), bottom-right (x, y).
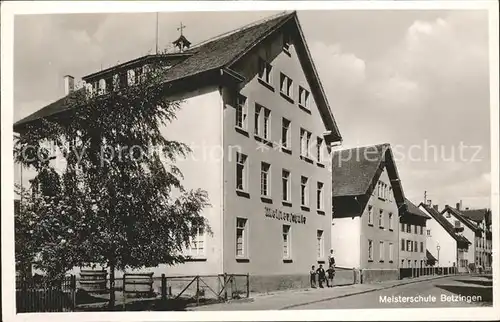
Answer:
top-left (13, 9), bottom-right (491, 209)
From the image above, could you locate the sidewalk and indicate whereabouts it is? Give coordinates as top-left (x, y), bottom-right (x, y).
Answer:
top-left (188, 274), bottom-right (451, 311)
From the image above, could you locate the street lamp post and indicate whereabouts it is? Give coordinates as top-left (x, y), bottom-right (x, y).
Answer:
top-left (437, 245), bottom-right (441, 274)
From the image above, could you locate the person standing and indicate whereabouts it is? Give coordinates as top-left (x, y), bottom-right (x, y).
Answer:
top-left (310, 265), bottom-right (317, 288)
top-left (316, 264), bottom-right (326, 288)
top-left (328, 249), bottom-right (336, 268)
top-left (326, 264), bottom-right (335, 287)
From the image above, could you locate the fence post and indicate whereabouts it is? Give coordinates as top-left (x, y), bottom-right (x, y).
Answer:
top-left (71, 275), bottom-right (77, 311)
top-left (161, 274), bottom-right (166, 301)
top-left (223, 273), bottom-right (228, 301)
top-left (196, 276), bottom-right (200, 306)
top-left (246, 273), bottom-right (250, 298)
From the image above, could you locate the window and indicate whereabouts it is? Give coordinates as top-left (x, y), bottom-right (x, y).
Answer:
top-left (414, 241), bottom-right (418, 253)
top-left (317, 230), bottom-right (324, 259)
top-left (300, 176), bottom-right (309, 206)
top-left (298, 86), bottom-right (310, 108)
top-left (282, 169), bottom-right (291, 202)
top-left (379, 241), bottom-right (385, 262)
top-left (281, 118), bottom-right (291, 149)
top-left (187, 227), bottom-right (205, 257)
top-left (368, 239), bottom-right (373, 261)
top-left (255, 104), bottom-right (271, 140)
top-left (260, 162), bottom-right (271, 197)
top-left (414, 225), bottom-right (418, 234)
top-left (406, 224), bottom-right (411, 233)
top-left (420, 226), bottom-right (424, 235)
top-left (280, 73), bottom-right (293, 98)
top-left (401, 223), bottom-right (405, 232)
top-left (300, 128), bottom-right (312, 158)
top-left (283, 31), bottom-right (292, 52)
top-left (283, 225), bottom-right (291, 259)
top-left (235, 94), bottom-right (248, 130)
top-left (401, 259), bottom-right (405, 268)
top-left (236, 218), bottom-right (247, 257)
top-left (316, 182), bottom-right (324, 210)
top-left (258, 58), bottom-right (272, 85)
top-left (254, 104), bottom-right (261, 136)
top-left (378, 210), bottom-right (384, 228)
top-left (389, 243), bottom-right (394, 262)
top-left (368, 206), bottom-right (373, 225)
top-left (420, 242), bottom-right (424, 253)
top-left (427, 229), bottom-right (431, 236)
top-left (316, 137), bottom-right (323, 163)
top-left (407, 240), bottom-right (412, 252)
top-left (236, 152), bottom-right (248, 191)
top-left (401, 238), bottom-right (405, 251)
top-left (263, 108), bottom-right (271, 140)
top-left (389, 213), bottom-right (393, 230)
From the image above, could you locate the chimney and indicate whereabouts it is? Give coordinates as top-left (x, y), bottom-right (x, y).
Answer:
top-left (433, 204), bottom-right (439, 212)
top-left (456, 202), bottom-right (460, 210)
top-left (427, 199), bottom-right (432, 206)
top-left (64, 75), bottom-right (75, 95)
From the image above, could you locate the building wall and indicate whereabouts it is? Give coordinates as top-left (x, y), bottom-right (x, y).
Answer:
top-left (66, 87), bottom-right (224, 279)
top-left (399, 216), bottom-right (427, 269)
top-left (442, 210), bottom-right (475, 268)
top-left (420, 206), bottom-right (457, 268)
top-left (222, 30), bottom-right (333, 278)
top-left (360, 167), bottom-right (399, 277)
top-left (331, 216), bottom-right (361, 269)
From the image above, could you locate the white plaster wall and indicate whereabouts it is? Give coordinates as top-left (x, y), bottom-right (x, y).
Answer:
top-left (420, 206), bottom-right (457, 267)
top-left (331, 216), bottom-right (361, 269)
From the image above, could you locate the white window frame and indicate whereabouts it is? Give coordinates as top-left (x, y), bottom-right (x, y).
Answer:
top-left (282, 169), bottom-right (291, 202)
top-left (281, 118), bottom-right (291, 149)
top-left (235, 94), bottom-right (248, 130)
top-left (236, 152), bottom-right (248, 192)
top-left (368, 205), bottom-right (373, 225)
top-left (317, 230), bottom-right (324, 259)
top-left (280, 72), bottom-right (293, 98)
top-left (260, 162), bottom-right (271, 197)
top-left (186, 227), bottom-right (206, 258)
top-left (389, 243), bottom-right (394, 262)
top-left (379, 210), bottom-right (384, 228)
top-left (283, 225), bottom-right (292, 259)
top-left (258, 58), bottom-right (272, 85)
top-left (298, 86), bottom-right (310, 108)
top-left (300, 128), bottom-right (312, 158)
top-left (316, 181), bottom-right (324, 211)
top-left (389, 213), bottom-right (393, 230)
top-left (316, 137), bottom-right (323, 163)
top-left (368, 239), bottom-right (373, 261)
top-left (263, 107), bottom-right (271, 140)
top-left (254, 104), bottom-right (262, 137)
top-left (236, 218), bottom-right (248, 258)
top-left (379, 241), bottom-right (385, 262)
top-left (300, 176), bottom-right (309, 207)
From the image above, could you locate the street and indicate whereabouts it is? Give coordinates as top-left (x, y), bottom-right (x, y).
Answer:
top-left (286, 275), bottom-right (492, 309)
top-left (190, 274), bottom-right (492, 311)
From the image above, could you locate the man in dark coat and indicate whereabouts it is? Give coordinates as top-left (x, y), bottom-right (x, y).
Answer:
top-left (310, 265), bottom-right (317, 288)
top-left (316, 264), bottom-right (326, 288)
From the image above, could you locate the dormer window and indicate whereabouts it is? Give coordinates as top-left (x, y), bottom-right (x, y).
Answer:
top-left (283, 31), bottom-right (292, 53)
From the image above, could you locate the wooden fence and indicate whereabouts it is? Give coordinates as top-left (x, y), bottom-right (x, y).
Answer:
top-left (16, 275), bottom-right (77, 312)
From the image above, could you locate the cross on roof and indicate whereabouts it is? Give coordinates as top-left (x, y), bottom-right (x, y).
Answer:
top-left (177, 22), bottom-right (186, 36)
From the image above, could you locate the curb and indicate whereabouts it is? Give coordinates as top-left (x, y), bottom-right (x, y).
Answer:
top-left (280, 275), bottom-right (451, 310)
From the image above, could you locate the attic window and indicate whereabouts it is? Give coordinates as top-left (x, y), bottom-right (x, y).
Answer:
top-left (258, 58), bottom-right (273, 86)
top-left (283, 31), bottom-right (292, 53)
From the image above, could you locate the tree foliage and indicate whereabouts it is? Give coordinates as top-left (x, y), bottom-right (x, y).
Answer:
top-left (14, 55), bottom-right (211, 284)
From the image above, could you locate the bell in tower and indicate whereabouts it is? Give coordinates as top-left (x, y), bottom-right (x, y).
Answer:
top-left (172, 22), bottom-right (191, 53)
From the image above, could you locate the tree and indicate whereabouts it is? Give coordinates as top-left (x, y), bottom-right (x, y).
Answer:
top-left (14, 55), bottom-right (211, 307)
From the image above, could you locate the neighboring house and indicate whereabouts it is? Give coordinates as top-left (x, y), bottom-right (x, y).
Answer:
top-left (460, 208), bottom-right (492, 271)
top-left (13, 12), bottom-right (342, 292)
top-left (331, 143), bottom-right (405, 283)
top-left (419, 203), bottom-right (471, 273)
top-left (399, 198), bottom-right (431, 270)
top-left (441, 204), bottom-right (486, 271)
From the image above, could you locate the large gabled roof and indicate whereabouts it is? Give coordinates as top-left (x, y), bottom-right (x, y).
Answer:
top-left (404, 198), bottom-right (431, 219)
top-left (420, 203), bottom-right (471, 246)
top-left (14, 11), bottom-right (342, 141)
top-left (460, 208), bottom-right (491, 225)
top-left (442, 206), bottom-right (482, 233)
top-left (331, 143), bottom-right (406, 209)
